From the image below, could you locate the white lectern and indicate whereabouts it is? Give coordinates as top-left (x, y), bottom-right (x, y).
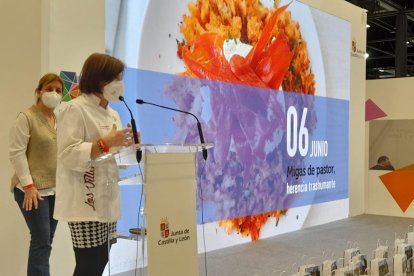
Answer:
top-left (103, 143), bottom-right (212, 276)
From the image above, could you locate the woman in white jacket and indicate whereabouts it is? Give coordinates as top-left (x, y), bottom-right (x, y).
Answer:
top-left (54, 53), bottom-right (134, 276)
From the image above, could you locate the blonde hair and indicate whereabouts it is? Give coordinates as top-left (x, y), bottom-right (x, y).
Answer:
top-left (35, 73), bottom-right (64, 102)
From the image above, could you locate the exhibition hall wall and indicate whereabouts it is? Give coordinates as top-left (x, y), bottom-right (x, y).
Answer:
top-left (0, 1), bottom-right (103, 275)
top-left (365, 77), bottom-right (414, 217)
top-left (366, 77), bottom-right (414, 121)
top-left (0, 0), bottom-right (366, 275)
top-left (302, 0), bottom-right (367, 219)
top-left (0, 2), bottom-right (43, 276)
top-left (366, 77), bottom-right (414, 171)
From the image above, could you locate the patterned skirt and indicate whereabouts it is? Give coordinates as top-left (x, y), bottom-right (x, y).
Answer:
top-left (68, 221), bottom-right (117, 248)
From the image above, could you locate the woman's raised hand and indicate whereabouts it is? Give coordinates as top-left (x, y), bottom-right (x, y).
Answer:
top-left (103, 124), bottom-right (134, 148)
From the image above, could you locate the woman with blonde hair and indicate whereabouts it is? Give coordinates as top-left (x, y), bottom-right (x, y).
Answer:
top-left (9, 73), bottom-right (64, 276)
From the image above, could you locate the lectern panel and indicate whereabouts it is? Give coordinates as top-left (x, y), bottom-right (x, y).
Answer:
top-left (145, 152), bottom-right (198, 276)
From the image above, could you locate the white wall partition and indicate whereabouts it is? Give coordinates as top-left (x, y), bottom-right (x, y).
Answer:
top-left (366, 77), bottom-right (414, 120)
top-left (0, 0), bottom-right (367, 275)
top-left (0, 1), bottom-right (104, 275)
top-left (297, 0), bottom-right (367, 218)
top-left (0, 2), bottom-right (42, 276)
top-left (366, 77), bottom-right (414, 216)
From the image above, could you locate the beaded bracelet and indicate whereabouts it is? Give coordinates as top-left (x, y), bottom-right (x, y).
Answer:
top-left (97, 138), bottom-right (109, 153)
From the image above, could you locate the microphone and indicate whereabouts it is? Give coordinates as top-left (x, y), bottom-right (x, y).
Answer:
top-left (119, 96), bottom-right (142, 163)
top-left (136, 99), bottom-right (208, 160)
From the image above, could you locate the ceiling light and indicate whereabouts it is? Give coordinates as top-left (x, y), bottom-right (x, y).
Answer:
top-left (366, 24), bottom-right (370, 28)
top-left (364, 53), bottom-right (369, 59)
top-left (379, 69), bottom-right (385, 72)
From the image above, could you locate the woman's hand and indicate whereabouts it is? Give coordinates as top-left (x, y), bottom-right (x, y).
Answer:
top-left (23, 187), bottom-right (42, 211)
top-left (103, 124), bottom-right (134, 148)
top-left (126, 123), bottom-right (141, 144)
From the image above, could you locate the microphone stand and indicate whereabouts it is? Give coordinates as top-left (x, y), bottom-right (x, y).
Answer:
top-left (136, 99), bottom-right (208, 160)
top-left (119, 96), bottom-right (142, 163)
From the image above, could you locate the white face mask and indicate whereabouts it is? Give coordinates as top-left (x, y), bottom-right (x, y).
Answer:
top-left (103, 80), bottom-right (124, 101)
top-left (41, 91), bottom-right (62, 109)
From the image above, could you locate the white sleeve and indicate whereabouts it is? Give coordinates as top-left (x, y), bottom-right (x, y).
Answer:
top-left (9, 113), bottom-right (33, 186)
top-left (57, 104), bottom-right (93, 172)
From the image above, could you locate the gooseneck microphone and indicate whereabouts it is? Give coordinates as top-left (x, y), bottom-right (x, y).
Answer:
top-left (119, 96), bottom-right (142, 163)
top-left (136, 99), bottom-right (208, 160)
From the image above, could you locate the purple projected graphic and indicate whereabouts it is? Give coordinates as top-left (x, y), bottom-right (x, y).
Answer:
top-left (121, 68), bottom-right (348, 225)
top-left (162, 76), bottom-right (314, 220)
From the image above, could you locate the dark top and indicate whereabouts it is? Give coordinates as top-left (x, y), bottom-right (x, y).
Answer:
top-left (370, 164), bottom-right (395, 170)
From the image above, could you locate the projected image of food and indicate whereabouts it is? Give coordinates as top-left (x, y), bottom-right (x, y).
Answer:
top-left (164, 0), bottom-right (317, 240)
top-left (177, 0), bottom-right (315, 94)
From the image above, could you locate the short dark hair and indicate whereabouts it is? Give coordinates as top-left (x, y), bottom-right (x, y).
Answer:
top-left (79, 53), bottom-right (125, 94)
top-left (377, 155), bottom-right (388, 164)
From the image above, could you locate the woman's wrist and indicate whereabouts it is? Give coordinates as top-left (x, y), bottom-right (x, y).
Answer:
top-left (23, 184), bottom-right (35, 190)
